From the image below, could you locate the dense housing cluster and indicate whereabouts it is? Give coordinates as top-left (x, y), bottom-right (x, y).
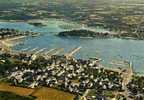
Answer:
top-left (1, 53), bottom-right (123, 95)
top-left (127, 76), bottom-right (144, 99)
top-left (0, 51), bottom-right (144, 99)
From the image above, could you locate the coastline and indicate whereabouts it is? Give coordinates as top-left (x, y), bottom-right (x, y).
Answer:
top-left (0, 50), bottom-right (134, 100)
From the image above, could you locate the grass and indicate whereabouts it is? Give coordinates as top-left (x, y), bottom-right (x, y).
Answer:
top-left (0, 91), bottom-right (35, 100)
top-left (0, 83), bottom-right (33, 96)
top-left (32, 87), bottom-right (75, 100)
top-left (0, 83), bottom-right (75, 100)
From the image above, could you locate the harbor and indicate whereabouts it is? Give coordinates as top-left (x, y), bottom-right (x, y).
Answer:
top-left (0, 44), bottom-right (135, 99)
top-left (0, 27), bottom-right (138, 99)
top-left (0, 20), bottom-right (143, 74)
top-left (0, 21), bottom-right (144, 99)
top-left (0, 0), bottom-right (144, 99)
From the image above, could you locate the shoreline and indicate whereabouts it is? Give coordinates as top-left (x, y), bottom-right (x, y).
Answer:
top-left (0, 51), bottom-right (134, 100)
top-left (0, 19), bottom-right (143, 40)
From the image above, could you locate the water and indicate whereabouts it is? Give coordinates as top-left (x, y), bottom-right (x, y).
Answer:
top-left (0, 19), bottom-right (144, 74)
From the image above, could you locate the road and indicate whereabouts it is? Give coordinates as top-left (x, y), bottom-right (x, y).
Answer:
top-left (121, 67), bottom-right (133, 99)
top-left (114, 63), bottom-right (133, 99)
top-left (80, 89), bottom-right (90, 100)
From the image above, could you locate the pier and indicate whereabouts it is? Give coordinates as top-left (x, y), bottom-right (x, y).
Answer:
top-left (0, 44), bottom-right (138, 100)
top-left (65, 46), bottom-right (82, 58)
top-left (0, 37), bottom-right (138, 100)
top-left (44, 48), bottom-right (64, 59)
top-left (30, 48), bottom-right (47, 61)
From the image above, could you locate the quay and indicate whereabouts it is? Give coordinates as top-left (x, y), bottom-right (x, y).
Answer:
top-left (0, 45), bottom-right (131, 99)
top-left (0, 36), bottom-right (140, 100)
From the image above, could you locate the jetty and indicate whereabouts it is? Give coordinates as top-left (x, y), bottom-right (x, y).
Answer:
top-left (0, 43), bottom-right (140, 100)
top-left (65, 46), bottom-right (82, 58)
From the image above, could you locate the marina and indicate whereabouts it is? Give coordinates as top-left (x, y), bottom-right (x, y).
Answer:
top-left (0, 0), bottom-right (144, 99)
top-left (0, 19), bottom-right (144, 74)
top-left (0, 45), bottom-right (135, 100)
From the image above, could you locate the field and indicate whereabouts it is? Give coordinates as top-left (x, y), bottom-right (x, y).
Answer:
top-left (0, 84), bottom-right (75, 100)
top-left (0, 83), bottom-right (33, 96)
top-left (32, 87), bottom-right (75, 100)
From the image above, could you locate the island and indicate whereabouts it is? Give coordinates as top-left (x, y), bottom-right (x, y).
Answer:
top-left (58, 29), bottom-right (144, 40)
top-left (28, 22), bottom-right (46, 27)
top-left (58, 29), bottom-right (111, 38)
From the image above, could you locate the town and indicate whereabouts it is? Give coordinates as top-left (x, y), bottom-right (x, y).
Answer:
top-left (0, 0), bottom-right (144, 100)
top-left (0, 43), bottom-right (143, 100)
